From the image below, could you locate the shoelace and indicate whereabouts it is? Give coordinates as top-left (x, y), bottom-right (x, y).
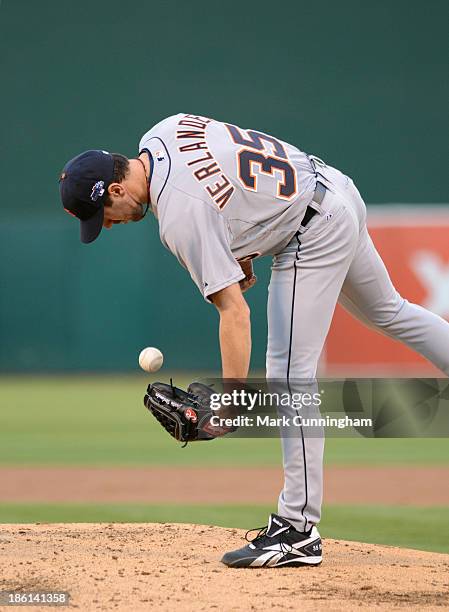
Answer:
top-left (245, 525), bottom-right (293, 555)
top-left (245, 525), bottom-right (267, 543)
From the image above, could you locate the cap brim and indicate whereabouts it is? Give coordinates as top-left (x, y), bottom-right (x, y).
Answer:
top-left (80, 206), bottom-right (104, 244)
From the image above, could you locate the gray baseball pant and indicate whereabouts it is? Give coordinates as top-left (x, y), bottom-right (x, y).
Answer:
top-left (266, 164), bottom-right (449, 532)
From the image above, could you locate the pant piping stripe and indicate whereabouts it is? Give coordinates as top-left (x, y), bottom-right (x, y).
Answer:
top-left (286, 232), bottom-right (309, 532)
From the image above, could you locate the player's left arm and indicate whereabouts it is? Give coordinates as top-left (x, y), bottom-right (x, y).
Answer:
top-left (210, 283), bottom-right (251, 379)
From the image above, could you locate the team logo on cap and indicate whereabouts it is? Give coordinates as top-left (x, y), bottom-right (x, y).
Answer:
top-left (90, 180), bottom-right (105, 202)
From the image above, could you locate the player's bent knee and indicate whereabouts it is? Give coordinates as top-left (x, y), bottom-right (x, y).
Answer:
top-left (367, 295), bottom-right (407, 329)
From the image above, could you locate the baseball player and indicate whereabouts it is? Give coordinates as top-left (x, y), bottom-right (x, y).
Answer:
top-left (59, 113), bottom-right (449, 568)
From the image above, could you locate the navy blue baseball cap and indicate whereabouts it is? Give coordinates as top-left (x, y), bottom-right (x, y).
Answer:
top-left (59, 150), bottom-right (114, 244)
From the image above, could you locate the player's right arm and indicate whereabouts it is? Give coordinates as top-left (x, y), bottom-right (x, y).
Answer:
top-left (210, 283), bottom-right (251, 380)
top-left (160, 195), bottom-right (249, 377)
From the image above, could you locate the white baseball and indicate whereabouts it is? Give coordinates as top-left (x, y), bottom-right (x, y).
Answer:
top-left (138, 347), bottom-right (164, 373)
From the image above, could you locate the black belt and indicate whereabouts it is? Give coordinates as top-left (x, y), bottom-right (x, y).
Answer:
top-left (301, 182), bottom-right (327, 228)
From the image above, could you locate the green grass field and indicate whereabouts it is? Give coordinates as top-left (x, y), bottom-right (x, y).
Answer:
top-left (1, 375), bottom-right (448, 466)
top-left (1, 376), bottom-right (448, 553)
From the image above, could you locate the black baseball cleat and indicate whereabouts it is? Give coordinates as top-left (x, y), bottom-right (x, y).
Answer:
top-left (220, 513), bottom-right (322, 568)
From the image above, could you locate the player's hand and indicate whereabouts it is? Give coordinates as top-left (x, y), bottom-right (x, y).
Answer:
top-left (238, 258), bottom-right (257, 292)
top-left (240, 275), bottom-right (257, 292)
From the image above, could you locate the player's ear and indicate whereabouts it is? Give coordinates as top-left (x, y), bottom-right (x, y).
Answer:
top-left (108, 182), bottom-right (125, 200)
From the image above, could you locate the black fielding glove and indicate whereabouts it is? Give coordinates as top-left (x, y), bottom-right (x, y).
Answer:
top-left (143, 381), bottom-right (237, 444)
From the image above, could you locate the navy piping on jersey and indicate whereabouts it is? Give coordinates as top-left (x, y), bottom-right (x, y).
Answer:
top-left (139, 147), bottom-right (154, 208)
top-left (140, 137), bottom-right (172, 204)
top-left (286, 232), bottom-right (309, 533)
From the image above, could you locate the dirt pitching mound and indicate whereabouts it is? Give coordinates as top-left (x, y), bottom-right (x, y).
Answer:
top-left (0, 523), bottom-right (448, 611)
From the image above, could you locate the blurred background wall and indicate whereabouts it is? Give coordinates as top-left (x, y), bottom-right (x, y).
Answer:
top-left (1, 0), bottom-right (448, 372)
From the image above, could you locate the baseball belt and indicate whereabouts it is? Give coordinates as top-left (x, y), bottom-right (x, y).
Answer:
top-left (301, 181), bottom-right (327, 228)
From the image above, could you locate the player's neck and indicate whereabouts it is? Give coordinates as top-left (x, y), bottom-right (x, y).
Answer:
top-left (128, 158), bottom-right (149, 204)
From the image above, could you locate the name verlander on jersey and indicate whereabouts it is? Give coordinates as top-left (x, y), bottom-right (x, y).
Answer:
top-left (176, 113), bottom-right (235, 209)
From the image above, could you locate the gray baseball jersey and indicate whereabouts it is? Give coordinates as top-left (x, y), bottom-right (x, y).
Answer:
top-left (139, 113), bottom-right (317, 300)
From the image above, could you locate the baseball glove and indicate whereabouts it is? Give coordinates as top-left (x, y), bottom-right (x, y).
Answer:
top-left (143, 380), bottom-right (236, 445)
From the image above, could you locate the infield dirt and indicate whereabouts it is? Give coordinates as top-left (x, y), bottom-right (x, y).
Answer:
top-left (1, 523), bottom-right (448, 611)
top-left (1, 466), bottom-right (448, 505)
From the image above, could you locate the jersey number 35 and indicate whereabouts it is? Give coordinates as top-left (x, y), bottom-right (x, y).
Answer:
top-left (225, 124), bottom-right (298, 201)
